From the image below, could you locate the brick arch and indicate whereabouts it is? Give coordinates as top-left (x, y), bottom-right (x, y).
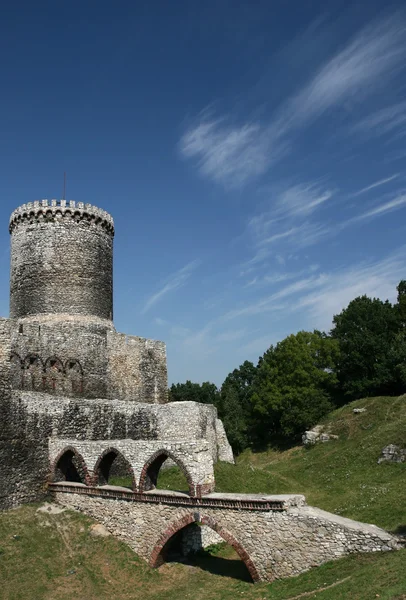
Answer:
top-left (44, 356), bottom-right (64, 372)
top-left (149, 513), bottom-right (261, 582)
top-left (64, 358), bottom-right (84, 394)
top-left (10, 351), bottom-right (22, 364)
top-left (64, 358), bottom-right (83, 375)
top-left (50, 446), bottom-right (91, 485)
top-left (23, 353), bottom-right (44, 370)
top-left (93, 447), bottom-right (137, 491)
top-left (138, 449), bottom-right (195, 496)
top-left (44, 356), bottom-right (65, 393)
top-left (23, 354), bottom-right (45, 391)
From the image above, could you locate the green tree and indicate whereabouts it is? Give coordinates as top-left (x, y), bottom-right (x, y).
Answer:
top-left (219, 360), bottom-right (257, 453)
top-left (168, 380), bottom-right (220, 406)
top-left (331, 295), bottom-right (399, 399)
top-left (388, 281), bottom-right (406, 393)
top-left (250, 331), bottom-right (339, 444)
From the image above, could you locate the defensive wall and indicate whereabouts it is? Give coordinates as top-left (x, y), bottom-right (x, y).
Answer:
top-left (0, 386), bottom-right (232, 509)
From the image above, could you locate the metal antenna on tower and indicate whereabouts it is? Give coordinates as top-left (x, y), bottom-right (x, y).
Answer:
top-left (63, 172), bottom-right (66, 200)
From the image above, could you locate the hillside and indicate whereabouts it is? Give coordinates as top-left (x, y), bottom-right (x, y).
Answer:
top-left (0, 395), bottom-right (405, 600)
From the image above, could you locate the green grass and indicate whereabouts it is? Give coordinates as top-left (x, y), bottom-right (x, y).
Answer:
top-left (213, 395), bottom-right (406, 532)
top-left (0, 505), bottom-right (405, 600)
top-left (1, 395), bottom-right (405, 599)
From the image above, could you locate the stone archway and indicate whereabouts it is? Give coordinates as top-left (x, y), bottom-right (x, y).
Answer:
top-left (93, 447), bottom-right (137, 490)
top-left (149, 513), bottom-right (261, 582)
top-left (51, 446), bottom-right (91, 485)
top-left (138, 449), bottom-right (195, 496)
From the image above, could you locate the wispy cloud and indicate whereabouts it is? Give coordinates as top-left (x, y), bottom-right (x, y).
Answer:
top-left (279, 14), bottom-right (406, 132)
top-left (352, 102), bottom-right (406, 140)
top-left (275, 182), bottom-right (333, 217)
top-left (245, 265), bottom-right (320, 288)
top-left (295, 248), bottom-right (406, 330)
top-left (222, 274), bottom-right (329, 321)
top-left (179, 13), bottom-right (406, 189)
top-left (179, 116), bottom-right (275, 188)
top-left (142, 260), bottom-right (200, 314)
top-left (345, 193), bottom-right (406, 225)
top-left (351, 174), bottom-right (399, 197)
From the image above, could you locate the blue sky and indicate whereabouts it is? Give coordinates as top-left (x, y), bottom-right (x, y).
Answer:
top-left (1, 1), bottom-right (406, 385)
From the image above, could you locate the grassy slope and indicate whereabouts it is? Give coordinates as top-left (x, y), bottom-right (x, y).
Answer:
top-left (1, 395), bottom-right (405, 600)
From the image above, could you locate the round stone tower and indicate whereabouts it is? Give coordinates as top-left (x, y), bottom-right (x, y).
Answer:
top-left (9, 200), bottom-right (114, 320)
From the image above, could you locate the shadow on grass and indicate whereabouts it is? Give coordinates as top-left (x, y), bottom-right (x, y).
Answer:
top-left (181, 552), bottom-right (253, 582)
top-left (393, 525), bottom-right (406, 536)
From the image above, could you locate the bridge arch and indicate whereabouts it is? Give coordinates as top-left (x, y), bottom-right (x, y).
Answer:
top-left (149, 513), bottom-right (260, 582)
top-left (93, 447), bottom-right (137, 490)
top-left (51, 446), bottom-right (91, 485)
top-left (139, 449), bottom-right (194, 496)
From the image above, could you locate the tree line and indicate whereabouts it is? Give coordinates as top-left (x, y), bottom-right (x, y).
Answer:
top-left (169, 281), bottom-right (406, 453)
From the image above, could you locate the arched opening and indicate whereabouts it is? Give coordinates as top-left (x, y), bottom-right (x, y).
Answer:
top-left (150, 514), bottom-right (259, 583)
top-left (23, 354), bottom-right (44, 391)
top-left (64, 359), bottom-right (84, 395)
top-left (93, 449), bottom-right (136, 490)
top-left (52, 448), bottom-right (88, 484)
top-left (139, 450), bottom-right (193, 496)
top-left (44, 356), bottom-right (64, 394)
top-left (10, 352), bottom-right (23, 389)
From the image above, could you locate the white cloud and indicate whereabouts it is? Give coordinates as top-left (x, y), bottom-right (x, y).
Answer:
top-left (279, 14), bottom-right (406, 133)
top-left (275, 183), bottom-right (333, 217)
top-left (351, 174), bottom-right (400, 197)
top-left (295, 249), bottom-right (406, 331)
top-left (352, 102), bottom-right (406, 139)
top-left (179, 117), bottom-right (273, 188)
top-left (142, 260), bottom-right (200, 314)
top-left (222, 274), bottom-right (329, 321)
top-left (179, 14), bottom-right (406, 188)
top-left (346, 193), bottom-right (406, 224)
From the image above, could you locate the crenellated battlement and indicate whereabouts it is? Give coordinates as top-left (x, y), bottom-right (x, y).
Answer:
top-left (9, 200), bottom-right (114, 235)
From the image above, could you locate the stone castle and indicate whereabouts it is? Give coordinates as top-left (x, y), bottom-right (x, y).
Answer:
top-left (0, 199), bottom-right (400, 583)
top-left (0, 199), bottom-right (233, 510)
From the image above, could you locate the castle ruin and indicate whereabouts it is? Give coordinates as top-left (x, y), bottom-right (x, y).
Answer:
top-left (0, 200), bottom-right (400, 582)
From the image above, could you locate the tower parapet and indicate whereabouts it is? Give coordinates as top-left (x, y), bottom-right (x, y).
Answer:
top-left (9, 200), bottom-right (114, 235)
top-left (9, 200), bottom-right (114, 320)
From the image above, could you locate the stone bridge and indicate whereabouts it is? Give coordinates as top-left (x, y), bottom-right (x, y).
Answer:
top-left (49, 441), bottom-right (400, 583)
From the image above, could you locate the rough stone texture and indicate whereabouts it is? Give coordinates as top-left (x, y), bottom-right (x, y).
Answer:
top-left (302, 425), bottom-right (338, 446)
top-left (54, 491), bottom-right (400, 582)
top-left (48, 437), bottom-right (216, 495)
top-left (215, 419), bottom-right (235, 464)
top-left (181, 524), bottom-right (224, 555)
top-left (8, 200), bottom-right (168, 402)
top-left (0, 200), bottom-right (233, 510)
top-left (378, 444), bottom-right (406, 464)
top-left (0, 391), bottom-right (231, 508)
top-left (3, 199), bottom-right (398, 584)
top-left (9, 201), bottom-right (114, 320)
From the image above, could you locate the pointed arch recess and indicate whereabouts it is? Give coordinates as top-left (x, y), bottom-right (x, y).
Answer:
top-left (50, 446), bottom-right (91, 485)
top-left (138, 448), bottom-right (195, 496)
top-left (149, 513), bottom-right (261, 582)
top-left (92, 447), bottom-right (137, 491)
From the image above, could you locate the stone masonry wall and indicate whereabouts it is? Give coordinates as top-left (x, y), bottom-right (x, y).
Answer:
top-left (0, 392), bottom-right (233, 509)
top-left (106, 332), bottom-right (167, 403)
top-left (9, 201), bottom-right (114, 320)
top-left (180, 524), bottom-right (224, 555)
top-left (49, 437), bottom-right (216, 494)
top-left (54, 492), bottom-right (399, 582)
top-left (9, 317), bottom-right (168, 403)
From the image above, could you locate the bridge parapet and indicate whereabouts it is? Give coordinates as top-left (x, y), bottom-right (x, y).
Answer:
top-left (52, 487), bottom-right (400, 583)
